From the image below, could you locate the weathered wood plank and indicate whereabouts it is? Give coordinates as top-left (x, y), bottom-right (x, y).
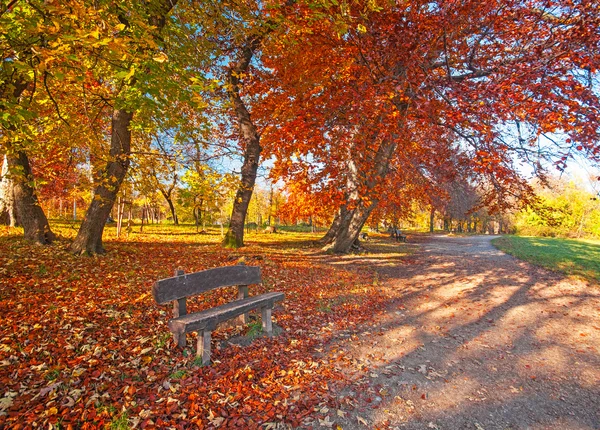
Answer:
top-left (262, 307), bottom-right (273, 336)
top-left (172, 269), bottom-right (187, 347)
top-left (168, 292), bottom-right (284, 335)
top-left (197, 330), bottom-right (212, 364)
top-left (152, 265), bottom-right (261, 304)
top-left (237, 285), bottom-right (249, 325)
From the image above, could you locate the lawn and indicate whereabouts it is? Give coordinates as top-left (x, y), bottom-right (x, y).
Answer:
top-left (0, 222), bottom-right (398, 428)
top-left (492, 235), bottom-right (600, 281)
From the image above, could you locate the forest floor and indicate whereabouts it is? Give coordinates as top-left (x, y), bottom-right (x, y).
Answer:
top-left (1, 228), bottom-right (599, 429)
top-left (315, 234), bottom-right (600, 430)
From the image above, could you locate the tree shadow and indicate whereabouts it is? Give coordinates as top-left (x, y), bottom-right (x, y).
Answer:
top-left (317, 236), bottom-right (600, 429)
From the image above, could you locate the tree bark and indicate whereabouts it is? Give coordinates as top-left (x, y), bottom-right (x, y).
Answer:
top-left (320, 205), bottom-right (351, 244)
top-left (70, 109), bottom-right (133, 254)
top-left (0, 154), bottom-right (19, 227)
top-left (429, 207), bottom-right (435, 233)
top-left (327, 201), bottom-right (378, 253)
top-left (7, 151), bottom-right (55, 244)
top-left (324, 136), bottom-right (398, 253)
top-left (69, 0), bottom-right (178, 254)
top-left (222, 36), bottom-right (263, 249)
top-left (165, 196), bottom-right (178, 225)
top-left (322, 96), bottom-right (408, 253)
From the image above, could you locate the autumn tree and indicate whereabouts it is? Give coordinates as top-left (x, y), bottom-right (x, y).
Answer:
top-left (70, 0), bottom-right (185, 254)
top-left (0, 1), bottom-right (78, 243)
top-left (182, 1), bottom-right (297, 248)
top-left (256, 0), bottom-right (600, 252)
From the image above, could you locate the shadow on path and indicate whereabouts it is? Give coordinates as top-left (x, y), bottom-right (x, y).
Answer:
top-left (314, 235), bottom-right (600, 430)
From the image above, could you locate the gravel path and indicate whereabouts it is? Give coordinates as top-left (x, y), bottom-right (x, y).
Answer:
top-left (322, 235), bottom-right (600, 430)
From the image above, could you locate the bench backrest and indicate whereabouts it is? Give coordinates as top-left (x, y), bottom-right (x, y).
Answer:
top-left (152, 265), bottom-right (261, 305)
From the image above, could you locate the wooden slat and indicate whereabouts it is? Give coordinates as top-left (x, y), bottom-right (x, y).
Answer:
top-left (168, 292), bottom-right (284, 335)
top-left (262, 307), bottom-right (273, 335)
top-left (197, 330), bottom-right (212, 365)
top-left (237, 285), bottom-right (249, 325)
top-left (152, 265), bottom-right (262, 304)
top-left (172, 269), bottom-right (187, 347)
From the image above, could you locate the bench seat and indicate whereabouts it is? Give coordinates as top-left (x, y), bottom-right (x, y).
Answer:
top-left (168, 292), bottom-right (284, 335)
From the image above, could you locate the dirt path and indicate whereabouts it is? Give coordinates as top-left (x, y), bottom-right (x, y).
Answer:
top-left (319, 235), bottom-right (600, 430)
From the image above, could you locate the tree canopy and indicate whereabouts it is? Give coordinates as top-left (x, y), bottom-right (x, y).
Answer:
top-left (1, 0), bottom-right (599, 252)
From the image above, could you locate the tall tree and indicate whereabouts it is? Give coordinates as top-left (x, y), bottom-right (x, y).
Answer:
top-left (221, 34), bottom-right (264, 248)
top-left (71, 0), bottom-right (181, 254)
top-left (257, 0), bottom-right (600, 252)
top-left (0, 3), bottom-right (60, 243)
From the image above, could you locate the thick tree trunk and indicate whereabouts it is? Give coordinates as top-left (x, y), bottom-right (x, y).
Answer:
top-left (7, 151), bottom-right (55, 244)
top-left (69, 0), bottom-right (177, 254)
top-left (320, 206), bottom-right (348, 244)
top-left (223, 140), bottom-right (260, 248)
top-left (70, 109), bottom-right (133, 254)
top-left (327, 202), bottom-right (378, 253)
top-left (324, 136), bottom-right (398, 253)
top-left (222, 36), bottom-right (262, 249)
top-left (0, 154), bottom-right (19, 227)
top-left (322, 97), bottom-right (407, 253)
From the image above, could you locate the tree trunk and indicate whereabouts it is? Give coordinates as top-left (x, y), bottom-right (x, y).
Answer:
top-left (155, 169), bottom-right (179, 225)
top-left (164, 194), bottom-right (178, 225)
top-left (429, 207), bottom-right (435, 233)
top-left (321, 95), bottom-right (407, 253)
top-left (327, 202), bottom-right (378, 253)
top-left (0, 154), bottom-right (19, 227)
top-left (320, 206), bottom-right (347, 244)
top-left (324, 135), bottom-right (398, 253)
top-left (7, 151), bottom-right (55, 244)
top-left (222, 36), bottom-right (263, 249)
top-left (69, 0), bottom-right (177, 253)
top-left (70, 109), bottom-right (133, 254)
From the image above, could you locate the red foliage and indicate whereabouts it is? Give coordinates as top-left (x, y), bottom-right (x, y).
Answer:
top-left (0, 234), bottom-right (389, 428)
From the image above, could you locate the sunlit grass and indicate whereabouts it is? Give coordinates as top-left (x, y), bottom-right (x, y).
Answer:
top-left (1, 220), bottom-right (413, 258)
top-left (0, 220), bottom-right (327, 249)
top-left (492, 236), bottom-right (600, 281)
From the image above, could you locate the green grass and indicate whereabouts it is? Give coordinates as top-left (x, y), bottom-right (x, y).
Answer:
top-left (170, 369), bottom-right (187, 379)
top-left (492, 236), bottom-right (600, 281)
top-left (246, 321), bottom-right (263, 339)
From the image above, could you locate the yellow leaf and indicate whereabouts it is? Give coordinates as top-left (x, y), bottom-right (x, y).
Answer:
top-left (357, 24), bottom-right (367, 33)
top-left (72, 368), bottom-right (85, 377)
top-left (153, 52), bottom-right (168, 63)
top-left (47, 407), bottom-right (58, 416)
top-left (90, 30), bottom-right (100, 39)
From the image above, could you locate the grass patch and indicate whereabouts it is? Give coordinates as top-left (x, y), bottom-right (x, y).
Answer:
top-left (246, 321), bottom-right (263, 339)
top-left (170, 369), bottom-right (187, 380)
top-left (109, 410), bottom-right (129, 430)
top-left (492, 236), bottom-right (600, 281)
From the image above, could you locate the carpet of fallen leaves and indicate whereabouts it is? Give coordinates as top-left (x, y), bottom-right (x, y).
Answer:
top-left (0, 225), bottom-right (394, 429)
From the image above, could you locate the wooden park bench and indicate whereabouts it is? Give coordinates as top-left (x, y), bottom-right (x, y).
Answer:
top-left (390, 228), bottom-right (407, 242)
top-left (152, 264), bottom-right (284, 365)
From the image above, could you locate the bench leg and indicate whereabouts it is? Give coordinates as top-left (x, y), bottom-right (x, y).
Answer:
top-left (197, 330), bottom-right (212, 365)
top-left (174, 332), bottom-right (186, 348)
top-left (237, 285), bottom-right (249, 325)
top-left (261, 307), bottom-right (273, 336)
